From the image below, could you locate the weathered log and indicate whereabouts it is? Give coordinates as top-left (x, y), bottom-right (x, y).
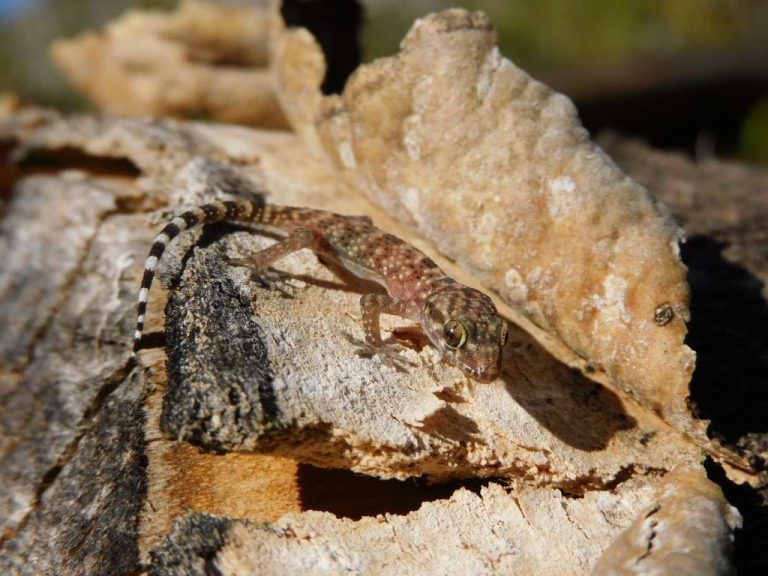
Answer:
top-left (0, 107), bottom-right (759, 576)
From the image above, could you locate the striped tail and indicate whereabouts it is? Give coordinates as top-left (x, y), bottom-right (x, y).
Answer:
top-left (131, 199), bottom-right (266, 360)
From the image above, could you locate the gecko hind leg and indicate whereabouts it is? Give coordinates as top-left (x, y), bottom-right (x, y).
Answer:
top-left (226, 227), bottom-right (314, 297)
top-left (346, 294), bottom-right (416, 371)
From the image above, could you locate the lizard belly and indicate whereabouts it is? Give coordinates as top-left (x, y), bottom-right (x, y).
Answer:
top-left (337, 254), bottom-right (389, 288)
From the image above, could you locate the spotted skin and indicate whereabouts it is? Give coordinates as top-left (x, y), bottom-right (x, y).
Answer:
top-left (131, 199), bottom-right (507, 381)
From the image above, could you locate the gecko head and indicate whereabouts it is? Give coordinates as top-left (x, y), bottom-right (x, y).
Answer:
top-left (421, 282), bottom-right (507, 382)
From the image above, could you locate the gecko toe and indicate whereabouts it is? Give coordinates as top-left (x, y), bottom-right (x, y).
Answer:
top-left (345, 335), bottom-right (416, 372)
top-left (227, 257), bottom-right (301, 298)
top-left (379, 347), bottom-right (416, 372)
top-left (251, 268), bottom-right (301, 297)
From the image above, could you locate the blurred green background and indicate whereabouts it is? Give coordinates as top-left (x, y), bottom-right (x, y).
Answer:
top-left (1, 0), bottom-right (767, 161)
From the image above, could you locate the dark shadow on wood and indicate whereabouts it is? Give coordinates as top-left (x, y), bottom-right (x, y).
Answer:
top-left (683, 236), bottom-right (768, 443)
top-left (297, 463), bottom-right (490, 520)
top-left (500, 323), bottom-right (635, 452)
top-left (14, 146), bottom-right (141, 178)
top-left (706, 458), bottom-right (768, 576)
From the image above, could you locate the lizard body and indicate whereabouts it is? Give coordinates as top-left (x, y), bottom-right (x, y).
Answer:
top-left (132, 199), bottom-right (507, 381)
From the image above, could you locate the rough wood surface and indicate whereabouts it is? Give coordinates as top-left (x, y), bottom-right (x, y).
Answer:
top-left (591, 463), bottom-right (742, 576)
top-left (0, 108), bottom-right (758, 575)
top-left (151, 480), bottom-right (659, 576)
top-left (151, 467), bottom-right (740, 576)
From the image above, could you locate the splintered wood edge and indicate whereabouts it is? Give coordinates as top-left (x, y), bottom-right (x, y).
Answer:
top-left (138, 353), bottom-right (302, 563)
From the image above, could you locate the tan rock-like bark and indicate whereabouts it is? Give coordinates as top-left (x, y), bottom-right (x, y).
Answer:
top-left (273, 9), bottom-right (716, 457)
top-left (51, 0), bottom-right (287, 128)
top-left (591, 463), bottom-right (742, 576)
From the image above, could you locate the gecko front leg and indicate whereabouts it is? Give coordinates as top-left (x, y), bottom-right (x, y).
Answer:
top-left (227, 227), bottom-right (314, 295)
top-left (349, 293), bottom-right (415, 371)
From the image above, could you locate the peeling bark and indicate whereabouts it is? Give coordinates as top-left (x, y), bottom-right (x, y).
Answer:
top-left (273, 9), bottom-right (705, 453)
top-left (51, 1), bottom-right (287, 129)
top-left (0, 370), bottom-right (147, 576)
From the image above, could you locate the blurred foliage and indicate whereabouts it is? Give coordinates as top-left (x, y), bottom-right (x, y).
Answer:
top-left (364, 0), bottom-right (767, 67)
top-left (0, 0), bottom-right (175, 108)
top-left (741, 98), bottom-right (768, 163)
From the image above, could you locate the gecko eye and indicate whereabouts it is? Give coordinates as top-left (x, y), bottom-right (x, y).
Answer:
top-left (499, 322), bottom-right (509, 347)
top-left (443, 320), bottom-right (467, 349)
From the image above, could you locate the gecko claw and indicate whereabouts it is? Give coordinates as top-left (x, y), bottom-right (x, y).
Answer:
top-left (345, 335), bottom-right (416, 372)
top-left (226, 257), bottom-right (301, 297)
top-left (252, 268), bottom-right (300, 297)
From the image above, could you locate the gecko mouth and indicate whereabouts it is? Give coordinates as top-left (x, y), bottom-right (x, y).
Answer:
top-left (459, 362), bottom-right (499, 382)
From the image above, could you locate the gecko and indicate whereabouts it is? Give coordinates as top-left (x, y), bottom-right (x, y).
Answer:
top-left (131, 199), bottom-right (508, 381)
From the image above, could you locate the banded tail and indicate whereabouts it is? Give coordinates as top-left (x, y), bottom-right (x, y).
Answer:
top-left (130, 199), bottom-right (298, 360)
